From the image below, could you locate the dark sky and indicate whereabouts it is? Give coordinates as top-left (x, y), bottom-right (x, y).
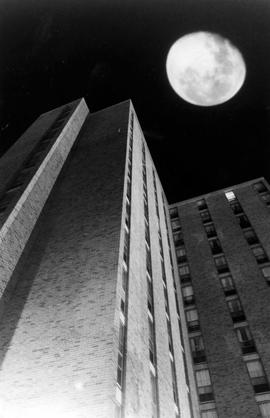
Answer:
top-left (1, 0), bottom-right (270, 203)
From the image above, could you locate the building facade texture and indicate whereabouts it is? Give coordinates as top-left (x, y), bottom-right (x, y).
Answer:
top-left (0, 99), bottom-right (196, 418)
top-left (169, 179), bottom-right (270, 418)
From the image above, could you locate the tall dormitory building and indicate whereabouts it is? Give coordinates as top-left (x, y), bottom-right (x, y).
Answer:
top-left (170, 179), bottom-right (270, 418)
top-left (0, 98), bottom-right (270, 418)
top-left (0, 98), bottom-right (198, 418)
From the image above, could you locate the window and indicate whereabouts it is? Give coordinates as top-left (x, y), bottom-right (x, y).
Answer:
top-left (176, 247), bottom-right (187, 263)
top-left (227, 298), bottom-right (246, 323)
top-left (252, 246), bottom-right (268, 264)
top-left (259, 402), bottom-right (270, 418)
top-left (170, 207), bottom-right (178, 219)
top-left (230, 201), bottom-right (243, 215)
top-left (122, 266), bottom-right (128, 293)
top-left (146, 246), bottom-right (152, 276)
top-left (173, 232), bottom-right (184, 247)
top-left (261, 265), bottom-right (270, 283)
top-left (148, 317), bottom-right (155, 365)
top-left (236, 326), bottom-right (256, 354)
top-left (261, 192), bottom-right (270, 205)
top-left (186, 309), bottom-right (200, 332)
top-left (220, 274), bottom-right (236, 296)
top-left (179, 264), bottom-right (190, 280)
top-left (214, 255), bottom-right (229, 273)
top-left (225, 190), bottom-right (236, 202)
top-left (243, 228), bottom-right (259, 245)
top-left (197, 199), bottom-right (207, 211)
top-left (147, 279), bottom-right (154, 315)
top-left (238, 214), bottom-right (250, 229)
top-left (200, 209), bottom-right (212, 224)
top-left (201, 410), bottom-right (218, 418)
top-left (209, 238), bottom-right (222, 255)
top-left (190, 335), bottom-right (206, 364)
top-left (205, 223), bottom-right (217, 238)
top-left (246, 360), bottom-right (270, 393)
top-left (196, 369), bottom-right (214, 403)
top-left (123, 230), bottom-right (129, 264)
top-left (171, 219), bottom-right (181, 231)
top-left (182, 285), bottom-right (195, 306)
top-left (254, 182), bottom-right (268, 193)
top-left (145, 221), bottom-right (150, 246)
top-left (117, 322), bottom-right (125, 387)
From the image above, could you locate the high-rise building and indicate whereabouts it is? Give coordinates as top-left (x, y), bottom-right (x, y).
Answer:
top-left (0, 98), bottom-right (198, 418)
top-left (169, 179), bottom-right (270, 418)
top-left (1, 97), bottom-right (270, 418)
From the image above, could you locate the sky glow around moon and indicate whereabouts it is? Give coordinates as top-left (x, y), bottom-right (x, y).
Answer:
top-left (166, 32), bottom-right (246, 106)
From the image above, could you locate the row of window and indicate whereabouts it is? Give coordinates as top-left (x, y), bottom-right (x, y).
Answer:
top-left (170, 207), bottom-right (217, 414)
top-left (225, 190), bottom-right (270, 286)
top-left (200, 198), bottom-right (270, 400)
top-left (153, 171), bottom-right (180, 417)
top-left (142, 143), bottom-right (160, 418)
top-left (164, 200), bottom-right (193, 416)
top-left (0, 106), bottom-right (72, 222)
top-left (115, 112), bottom-right (134, 418)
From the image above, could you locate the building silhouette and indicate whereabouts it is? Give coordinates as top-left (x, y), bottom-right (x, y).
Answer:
top-left (0, 98), bottom-right (270, 418)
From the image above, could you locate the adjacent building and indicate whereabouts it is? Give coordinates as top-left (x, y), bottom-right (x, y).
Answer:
top-left (0, 98), bottom-right (197, 418)
top-left (169, 179), bottom-right (270, 418)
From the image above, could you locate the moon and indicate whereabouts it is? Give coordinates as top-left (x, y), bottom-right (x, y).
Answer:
top-left (166, 32), bottom-right (246, 106)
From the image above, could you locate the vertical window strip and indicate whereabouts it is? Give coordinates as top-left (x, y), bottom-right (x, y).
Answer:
top-left (154, 183), bottom-right (180, 416)
top-left (116, 112), bottom-right (134, 416)
top-left (142, 142), bottom-right (160, 418)
top-left (225, 191), bottom-right (269, 281)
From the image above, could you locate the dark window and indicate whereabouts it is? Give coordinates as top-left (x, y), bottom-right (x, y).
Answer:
top-left (190, 336), bottom-right (206, 364)
top-left (148, 317), bottom-right (155, 365)
top-left (123, 231), bottom-right (129, 265)
top-left (176, 246), bottom-right (187, 263)
top-left (209, 238), bottom-right (223, 255)
top-left (182, 285), bottom-right (195, 306)
top-left (147, 279), bottom-right (154, 315)
top-left (243, 229), bottom-right (259, 245)
top-left (214, 255), bottom-right (229, 273)
top-left (169, 207), bottom-right (178, 219)
top-left (220, 274), bottom-right (236, 296)
top-left (231, 201), bottom-right (243, 215)
top-left (260, 192), bottom-right (270, 206)
top-left (254, 182), bottom-right (268, 193)
top-left (179, 264), bottom-right (190, 281)
top-left (228, 298), bottom-right (246, 323)
top-left (236, 326), bottom-right (256, 354)
top-left (186, 309), bottom-right (200, 332)
top-left (122, 266), bottom-right (128, 293)
top-left (146, 246), bottom-right (152, 276)
top-left (173, 232), bottom-right (184, 247)
top-left (238, 214), bottom-right (251, 229)
top-left (197, 199), bottom-right (207, 211)
top-left (171, 219), bottom-right (181, 231)
top-left (252, 246), bottom-right (269, 264)
top-left (196, 369), bottom-right (214, 403)
top-left (200, 209), bottom-right (212, 224)
top-left (205, 223), bottom-right (217, 238)
top-left (247, 360), bottom-right (270, 393)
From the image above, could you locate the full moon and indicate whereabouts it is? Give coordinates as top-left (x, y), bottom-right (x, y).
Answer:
top-left (166, 32), bottom-right (246, 106)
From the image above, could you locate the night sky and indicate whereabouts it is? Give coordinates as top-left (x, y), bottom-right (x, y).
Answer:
top-left (1, 0), bottom-right (270, 203)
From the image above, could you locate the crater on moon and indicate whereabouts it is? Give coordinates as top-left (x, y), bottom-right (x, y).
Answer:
top-left (166, 32), bottom-right (246, 106)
